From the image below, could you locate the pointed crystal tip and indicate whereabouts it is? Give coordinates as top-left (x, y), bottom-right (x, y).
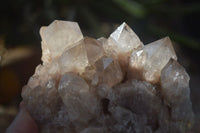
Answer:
top-left (108, 22), bottom-right (143, 54)
top-left (40, 20), bottom-right (83, 63)
top-left (128, 37), bottom-right (177, 83)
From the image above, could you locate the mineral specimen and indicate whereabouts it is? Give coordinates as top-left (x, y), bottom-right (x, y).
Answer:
top-left (22, 20), bottom-right (194, 133)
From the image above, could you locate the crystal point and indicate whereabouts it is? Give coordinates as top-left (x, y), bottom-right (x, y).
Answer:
top-left (82, 56), bottom-right (123, 87)
top-left (40, 20), bottom-right (83, 63)
top-left (161, 59), bottom-right (190, 104)
top-left (58, 73), bottom-right (98, 129)
top-left (104, 23), bottom-right (144, 74)
top-left (59, 40), bottom-right (88, 74)
top-left (128, 37), bottom-right (177, 83)
top-left (109, 22), bottom-right (143, 53)
top-left (84, 37), bottom-right (104, 65)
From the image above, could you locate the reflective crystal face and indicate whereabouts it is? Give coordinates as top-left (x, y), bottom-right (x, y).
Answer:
top-left (22, 21), bottom-right (194, 133)
top-left (40, 20), bottom-right (83, 63)
top-left (108, 22), bottom-right (143, 53)
top-left (129, 37), bottom-right (177, 83)
top-left (101, 57), bottom-right (123, 87)
top-left (58, 74), bottom-right (98, 126)
top-left (82, 56), bottom-right (123, 87)
top-left (161, 59), bottom-right (190, 104)
top-left (103, 22), bottom-right (144, 74)
top-left (84, 37), bottom-right (104, 65)
top-left (59, 40), bottom-right (88, 74)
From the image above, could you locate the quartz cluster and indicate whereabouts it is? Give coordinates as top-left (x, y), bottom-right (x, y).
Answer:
top-left (22, 20), bottom-right (194, 133)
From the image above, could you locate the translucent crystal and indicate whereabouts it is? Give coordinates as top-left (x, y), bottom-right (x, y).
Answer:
top-left (82, 56), bottom-right (123, 87)
top-left (40, 20), bottom-right (83, 63)
top-left (114, 80), bottom-right (161, 116)
top-left (21, 21), bottom-right (194, 133)
top-left (161, 59), bottom-right (194, 131)
top-left (58, 73), bottom-right (99, 130)
top-left (22, 79), bottom-right (62, 124)
top-left (161, 59), bottom-right (190, 104)
top-left (84, 37), bottom-right (104, 65)
top-left (107, 22), bottom-right (143, 54)
top-left (27, 64), bottom-right (49, 88)
top-left (103, 22), bottom-right (143, 74)
top-left (97, 37), bottom-right (107, 44)
top-left (100, 57), bottom-right (123, 87)
top-left (59, 40), bottom-right (88, 74)
top-left (128, 37), bottom-right (177, 83)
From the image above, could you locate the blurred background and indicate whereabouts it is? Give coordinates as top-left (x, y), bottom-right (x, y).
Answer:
top-left (0, 0), bottom-right (200, 132)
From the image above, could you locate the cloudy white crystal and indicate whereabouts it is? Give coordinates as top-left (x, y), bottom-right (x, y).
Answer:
top-left (40, 20), bottom-right (83, 63)
top-left (109, 22), bottom-right (143, 53)
top-left (129, 37), bottom-right (177, 83)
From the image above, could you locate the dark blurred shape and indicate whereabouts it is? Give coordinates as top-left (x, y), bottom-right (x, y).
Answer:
top-left (0, 68), bottom-right (20, 104)
top-left (0, 46), bottom-right (41, 104)
top-left (0, 105), bottom-right (18, 133)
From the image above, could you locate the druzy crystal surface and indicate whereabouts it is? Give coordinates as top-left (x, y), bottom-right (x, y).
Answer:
top-left (22, 20), bottom-right (194, 133)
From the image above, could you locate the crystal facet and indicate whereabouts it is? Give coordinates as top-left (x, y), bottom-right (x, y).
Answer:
top-left (59, 40), bottom-right (88, 74)
top-left (58, 73), bottom-right (98, 129)
top-left (108, 22), bottom-right (143, 53)
top-left (40, 20), bottom-right (83, 63)
top-left (84, 37), bottom-right (104, 64)
top-left (22, 21), bottom-right (194, 133)
top-left (104, 22), bottom-right (144, 74)
top-left (161, 59), bottom-right (190, 104)
top-left (128, 37), bottom-right (177, 83)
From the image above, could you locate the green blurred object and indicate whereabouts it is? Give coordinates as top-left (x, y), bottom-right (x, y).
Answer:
top-left (112, 0), bottom-right (146, 18)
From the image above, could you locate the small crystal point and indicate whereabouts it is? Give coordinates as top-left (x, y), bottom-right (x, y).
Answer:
top-left (58, 73), bottom-right (98, 129)
top-left (128, 37), bottom-right (177, 83)
top-left (97, 37), bottom-right (107, 44)
top-left (161, 59), bottom-right (194, 128)
top-left (102, 57), bottom-right (113, 69)
top-left (59, 40), bottom-right (88, 74)
top-left (108, 22), bottom-right (143, 54)
top-left (101, 57), bottom-right (123, 87)
top-left (82, 56), bottom-right (123, 87)
top-left (110, 22), bottom-right (143, 52)
top-left (104, 22), bottom-right (143, 74)
top-left (40, 20), bottom-right (83, 63)
top-left (84, 37), bottom-right (104, 65)
top-left (161, 59), bottom-right (190, 104)
top-left (144, 37), bottom-right (177, 59)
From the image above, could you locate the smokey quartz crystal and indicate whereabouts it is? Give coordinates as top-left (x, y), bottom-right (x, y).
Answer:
top-left (22, 20), bottom-right (194, 133)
